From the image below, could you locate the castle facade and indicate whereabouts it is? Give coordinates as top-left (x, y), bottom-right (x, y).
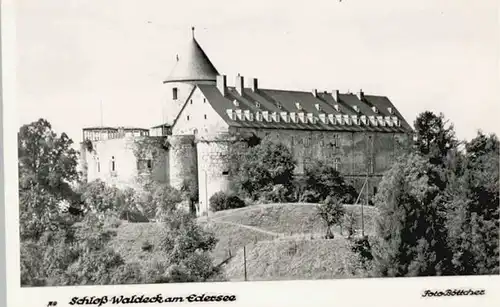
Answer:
top-left (79, 30), bottom-right (413, 216)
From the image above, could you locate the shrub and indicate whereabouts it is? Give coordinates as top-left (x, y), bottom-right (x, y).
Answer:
top-left (259, 184), bottom-right (290, 203)
top-left (317, 196), bottom-right (345, 239)
top-left (209, 191), bottom-right (245, 212)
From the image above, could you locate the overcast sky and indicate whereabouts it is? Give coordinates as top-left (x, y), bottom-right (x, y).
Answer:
top-left (16, 0), bottom-right (499, 143)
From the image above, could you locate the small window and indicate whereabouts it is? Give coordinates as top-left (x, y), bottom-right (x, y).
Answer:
top-left (97, 160), bottom-right (100, 173)
top-left (111, 156), bottom-right (116, 172)
top-left (172, 87), bottom-right (178, 100)
top-left (204, 114), bottom-right (207, 119)
top-left (147, 159), bottom-right (152, 169)
top-left (203, 98), bottom-right (206, 103)
top-left (190, 99), bottom-right (193, 104)
top-left (187, 115), bottom-right (190, 121)
top-left (255, 101), bottom-right (261, 108)
top-left (222, 171), bottom-right (229, 176)
top-left (373, 187), bottom-right (378, 195)
top-left (334, 158), bottom-right (341, 172)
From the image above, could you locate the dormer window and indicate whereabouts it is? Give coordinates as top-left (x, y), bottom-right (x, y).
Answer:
top-left (352, 115), bottom-right (360, 125)
top-left (295, 102), bottom-right (302, 110)
top-left (372, 106), bottom-right (378, 113)
top-left (315, 103), bottom-right (321, 111)
top-left (307, 113), bottom-right (315, 124)
top-left (172, 87), bottom-right (178, 100)
top-left (272, 112), bottom-right (280, 122)
top-left (244, 110), bottom-right (254, 121)
top-left (255, 112), bottom-right (263, 121)
top-left (233, 99), bottom-right (239, 107)
top-left (369, 116), bottom-right (377, 126)
top-left (263, 111), bottom-right (270, 122)
top-left (344, 114), bottom-right (351, 125)
top-left (328, 114), bottom-right (336, 124)
top-left (226, 109), bottom-right (235, 120)
top-left (387, 107), bottom-right (393, 114)
top-left (280, 112), bottom-right (288, 122)
top-left (360, 115), bottom-right (367, 125)
top-left (353, 105), bottom-right (360, 113)
top-left (334, 104), bottom-right (340, 112)
top-left (319, 113), bottom-right (327, 124)
top-left (235, 109), bottom-right (243, 120)
top-left (255, 101), bottom-right (261, 108)
top-left (289, 112), bottom-right (297, 123)
top-left (276, 102), bottom-right (282, 109)
top-left (298, 112), bottom-right (306, 123)
top-left (336, 114), bottom-right (343, 125)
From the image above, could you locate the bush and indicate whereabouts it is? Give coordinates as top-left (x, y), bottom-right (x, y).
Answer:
top-left (209, 191), bottom-right (245, 212)
top-left (259, 184), bottom-right (290, 203)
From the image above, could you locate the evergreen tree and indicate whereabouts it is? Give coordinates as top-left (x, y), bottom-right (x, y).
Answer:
top-left (372, 154), bottom-right (453, 277)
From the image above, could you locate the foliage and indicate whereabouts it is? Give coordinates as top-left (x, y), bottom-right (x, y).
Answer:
top-left (80, 179), bottom-right (122, 214)
top-left (317, 196), bottom-right (346, 239)
top-left (209, 191), bottom-right (245, 212)
top-left (300, 160), bottom-right (357, 203)
top-left (342, 210), bottom-right (358, 239)
top-left (151, 184), bottom-right (183, 220)
top-left (229, 138), bottom-right (296, 201)
top-left (446, 132), bottom-right (499, 275)
top-left (82, 139), bottom-right (94, 153)
top-left (413, 111), bottom-right (458, 167)
top-left (371, 153), bottom-right (453, 277)
top-left (259, 184), bottom-right (291, 203)
top-left (181, 177), bottom-right (199, 215)
top-left (151, 210), bottom-right (222, 282)
top-left (18, 119), bottom-right (80, 240)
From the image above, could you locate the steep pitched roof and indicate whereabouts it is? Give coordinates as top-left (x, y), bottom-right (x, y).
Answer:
top-left (197, 84), bottom-right (412, 133)
top-left (164, 36), bottom-right (219, 83)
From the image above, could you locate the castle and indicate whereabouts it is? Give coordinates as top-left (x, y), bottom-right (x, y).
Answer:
top-left (79, 29), bottom-right (413, 216)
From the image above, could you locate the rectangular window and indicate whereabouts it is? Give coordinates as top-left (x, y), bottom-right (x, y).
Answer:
top-left (204, 114), bottom-right (207, 119)
top-left (222, 171), bottom-right (229, 176)
top-left (187, 115), bottom-right (190, 121)
top-left (97, 162), bottom-right (100, 172)
top-left (147, 159), bottom-right (152, 169)
top-left (203, 98), bottom-right (206, 103)
top-left (190, 99), bottom-right (193, 104)
top-left (172, 87), bottom-right (178, 100)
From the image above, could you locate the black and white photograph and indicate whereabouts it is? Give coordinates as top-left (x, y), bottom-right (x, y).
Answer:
top-left (2, 0), bottom-right (499, 305)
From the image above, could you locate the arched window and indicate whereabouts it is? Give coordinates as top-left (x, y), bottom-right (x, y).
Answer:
top-left (111, 156), bottom-right (116, 172)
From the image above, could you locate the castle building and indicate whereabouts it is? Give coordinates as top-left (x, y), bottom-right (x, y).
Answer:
top-left (79, 29), bottom-right (413, 216)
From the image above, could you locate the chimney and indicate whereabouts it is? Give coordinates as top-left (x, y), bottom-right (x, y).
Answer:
top-left (357, 89), bottom-right (365, 101)
top-left (250, 78), bottom-right (258, 92)
top-left (236, 74), bottom-right (244, 96)
top-left (217, 75), bottom-right (227, 96)
top-left (312, 89), bottom-right (318, 98)
top-left (332, 90), bottom-right (340, 102)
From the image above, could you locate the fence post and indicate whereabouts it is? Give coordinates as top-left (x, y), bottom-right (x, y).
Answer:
top-left (243, 245), bottom-right (247, 281)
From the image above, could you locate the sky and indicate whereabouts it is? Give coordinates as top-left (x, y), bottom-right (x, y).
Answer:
top-left (16, 0), bottom-right (499, 143)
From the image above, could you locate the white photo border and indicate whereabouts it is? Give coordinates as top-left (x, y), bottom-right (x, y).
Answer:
top-left (1, 1), bottom-right (499, 307)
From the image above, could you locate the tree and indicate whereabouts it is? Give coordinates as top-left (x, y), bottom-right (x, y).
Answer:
top-left (446, 132), bottom-right (499, 275)
top-left (18, 119), bottom-right (79, 240)
top-left (300, 160), bottom-right (357, 203)
top-left (151, 184), bottom-right (183, 220)
top-left (80, 179), bottom-right (121, 215)
top-left (152, 210), bottom-right (222, 282)
top-left (372, 153), bottom-right (453, 277)
top-left (413, 111), bottom-right (458, 167)
top-left (317, 196), bottom-right (346, 239)
top-left (181, 177), bottom-right (199, 216)
top-left (229, 138), bottom-right (296, 201)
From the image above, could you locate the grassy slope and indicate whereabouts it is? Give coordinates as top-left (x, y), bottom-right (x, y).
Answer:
top-left (205, 203), bottom-right (379, 237)
top-left (223, 237), bottom-right (355, 281)
top-left (108, 203), bottom-right (380, 281)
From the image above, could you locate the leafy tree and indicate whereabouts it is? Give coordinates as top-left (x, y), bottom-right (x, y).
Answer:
top-left (413, 111), bottom-right (458, 167)
top-left (229, 139), bottom-right (296, 201)
top-left (300, 160), bottom-right (357, 203)
top-left (371, 153), bottom-right (453, 277)
top-left (317, 196), bottom-right (346, 239)
top-left (18, 119), bottom-right (79, 240)
top-left (446, 132), bottom-right (499, 275)
top-left (209, 191), bottom-right (245, 212)
top-left (80, 179), bottom-right (121, 215)
top-left (152, 210), bottom-right (222, 282)
top-left (181, 177), bottom-right (199, 216)
top-left (151, 184), bottom-right (183, 220)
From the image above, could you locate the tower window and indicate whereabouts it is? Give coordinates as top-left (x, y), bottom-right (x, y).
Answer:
top-left (203, 98), bottom-right (206, 103)
top-left (172, 87), bottom-right (178, 100)
top-left (111, 156), bottom-right (116, 172)
top-left (190, 99), bottom-right (193, 104)
top-left (334, 158), bottom-right (341, 172)
top-left (187, 115), bottom-right (190, 121)
top-left (204, 114), bottom-right (207, 119)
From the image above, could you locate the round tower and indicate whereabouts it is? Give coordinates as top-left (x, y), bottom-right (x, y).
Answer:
top-left (196, 133), bottom-right (240, 216)
top-left (162, 27), bottom-right (219, 124)
top-left (167, 135), bottom-right (198, 191)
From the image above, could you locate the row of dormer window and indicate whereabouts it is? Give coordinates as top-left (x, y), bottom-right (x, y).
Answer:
top-left (226, 109), bottom-right (401, 127)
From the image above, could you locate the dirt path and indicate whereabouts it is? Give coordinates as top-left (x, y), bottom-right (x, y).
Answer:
top-left (210, 219), bottom-right (283, 237)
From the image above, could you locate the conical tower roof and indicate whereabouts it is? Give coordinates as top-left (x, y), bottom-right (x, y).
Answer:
top-left (164, 28), bottom-right (219, 83)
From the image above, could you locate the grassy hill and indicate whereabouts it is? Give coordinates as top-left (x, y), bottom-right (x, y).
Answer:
top-left (108, 202), bottom-right (380, 281)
